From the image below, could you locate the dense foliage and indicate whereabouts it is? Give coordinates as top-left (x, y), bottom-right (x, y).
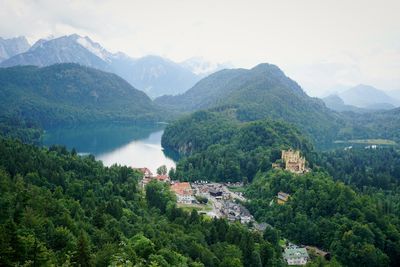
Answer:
top-left (164, 111), bottom-right (312, 183)
top-left (246, 170), bottom-right (400, 267)
top-left (0, 64), bottom-right (166, 128)
top-left (314, 147), bottom-right (400, 190)
top-left (0, 115), bottom-right (42, 144)
top-left (337, 109), bottom-right (400, 143)
top-left (163, 109), bottom-right (400, 266)
top-left (0, 138), bottom-right (281, 266)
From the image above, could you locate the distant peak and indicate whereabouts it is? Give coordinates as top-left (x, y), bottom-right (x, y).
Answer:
top-left (68, 33), bottom-right (82, 40)
top-left (251, 63), bottom-right (281, 72)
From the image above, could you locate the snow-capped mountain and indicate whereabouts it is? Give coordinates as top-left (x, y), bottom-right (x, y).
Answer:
top-left (0, 36), bottom-right (30, 62)
top-left (0, 34), bottom-right (112, 71)
top-left (0, 34), bottom-right (225, 97)
top-left (180, 57), bottom-right (233, 76)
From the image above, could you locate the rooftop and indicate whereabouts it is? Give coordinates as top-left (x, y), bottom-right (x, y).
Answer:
top-left (170, 182), bottom-right (192, 196)
top-left (283, 247), bottom-right (309, 259)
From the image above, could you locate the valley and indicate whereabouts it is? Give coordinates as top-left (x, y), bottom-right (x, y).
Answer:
top-left (1, 28), bottom-right (400, 267)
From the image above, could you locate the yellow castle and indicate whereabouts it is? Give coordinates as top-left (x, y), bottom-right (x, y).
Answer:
top-left (281, 149), bottom-right (308, 174)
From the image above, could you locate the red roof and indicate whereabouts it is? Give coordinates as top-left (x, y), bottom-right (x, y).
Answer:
top-left (170, 182), bottom-right (192, 196)
top-left (156, 174), bottom-right (169, 181)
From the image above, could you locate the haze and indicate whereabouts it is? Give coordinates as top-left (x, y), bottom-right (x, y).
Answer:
top-left (1, 0), bottom-right (399, 96)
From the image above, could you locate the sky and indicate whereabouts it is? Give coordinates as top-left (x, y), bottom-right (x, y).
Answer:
top-left (1, 0), bottom-right (399, 97)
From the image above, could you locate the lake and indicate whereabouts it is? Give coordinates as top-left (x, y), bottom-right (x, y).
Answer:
top-left (42, 123), bottom-right (177, 174)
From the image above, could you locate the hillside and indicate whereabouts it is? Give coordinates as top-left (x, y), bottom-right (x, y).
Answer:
top-left (0, 64), bottom-right (164, 127)
top-left (163, 110), bottom-right (313, 182)
top-left (157, 63), bottom-right (344, 145)
top-left (0, 138), bottom-right (281, 266)
top-left (339, 107), bottom-right (400, 142)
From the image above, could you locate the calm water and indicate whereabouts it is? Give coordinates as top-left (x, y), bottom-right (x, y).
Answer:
top-left (43, 123), bottom-right (176, 173)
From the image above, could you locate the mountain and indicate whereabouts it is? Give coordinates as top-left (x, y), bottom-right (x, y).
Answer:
top-left (0, 36), bottom-right (30, 62)
top-left (156, 63), bottom-right (343, 145)
top-left (322, 94), bottom-right (364, 112)
top-left (0, 34), bottom-right (210, 98)
top-left (0, 64), bottom-right (164, 127)
top-left (388, 90), bottom-right (400, 101)
top-left (0, 34), bottom-right (112, 71)
top-left (338, 84), bottom-right (399, 110)
top-left (123, 55), bottom-right (201, 98)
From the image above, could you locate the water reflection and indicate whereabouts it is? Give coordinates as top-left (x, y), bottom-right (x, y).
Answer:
top-left (43, 123), bottom-right (176, 173)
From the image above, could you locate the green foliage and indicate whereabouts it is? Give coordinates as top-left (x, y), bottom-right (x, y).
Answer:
top-left (313, 147), bottom-right (400, 190)
top-left (157, 64), bottom-right (343, 146)
top-left (0, 64), bottom-right (166, 128)
top-left (0, 138), bottom-right (280, 266)
top-left (246, 170), bottom-right (400, 266)
top-left (157, 165), bottom-right (168, 175)
top-left (164, 111), bottom-right (312, 182)
top-left (0, 115), bottom-right (42, 144)
top-left (338, 109), bottom-right (400, 143)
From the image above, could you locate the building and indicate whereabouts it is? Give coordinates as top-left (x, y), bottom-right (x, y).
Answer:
top-left (156, 174), bottom-right (170, 182)
top-left (283, 247), bottom-right (309, 265)
top-left (281, 149), bottom-right (308, 174)
top-left (136, 167), bottom-right (153, 179)
top-left (277, 191), bottom-right (290, 204)
top-left (209, 188), bottom-right (223, 197)
top-left (170, 182), bottom-right (194, 204)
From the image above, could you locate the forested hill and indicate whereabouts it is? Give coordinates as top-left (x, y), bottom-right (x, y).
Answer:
top-left (163, 110), bottom-right (313, 183)
top-left (0, 64), bottom-right (166, 128)
top-left (162, 110), bottom-right (400, 266)
top-left (156, 63), bottom-right (343, 145)
top-left (0, 138), bottom-right (281, 266)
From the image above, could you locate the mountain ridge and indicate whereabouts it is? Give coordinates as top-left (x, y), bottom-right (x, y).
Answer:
top-left (338, 84), bottom-right (399, 109)
top-left (0, 36), bottom-right (30, 62)
top-left (156, 63), bottom-right (343, 146)
top-left (0, 63), bottom-right (165, 127)
top-left (0, 34), bottom-right (228, 97)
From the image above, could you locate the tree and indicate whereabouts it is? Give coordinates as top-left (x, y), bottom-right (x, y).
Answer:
top-left (73, 231), bottom-right (92, 267)
top-left (157, 165), bottom-right (168, 175)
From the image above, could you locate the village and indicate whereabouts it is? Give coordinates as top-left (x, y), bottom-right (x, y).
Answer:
top-left (136, 149), bottom-right (329, 266)
top-left (137, 166), bottom-right (253, 225)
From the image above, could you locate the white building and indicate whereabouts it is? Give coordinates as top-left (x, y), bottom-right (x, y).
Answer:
top-left (283, 247), bottom-right (309, 265)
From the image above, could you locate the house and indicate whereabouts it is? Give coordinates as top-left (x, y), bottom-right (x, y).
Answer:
top-left (170, 182), bottom-right (194, 204)
top-left (156, 174), bottom-right (170, 183)
top-left (277, 191), bottom-right (290, 204)
top-left (136, 167), bottom-right (153, 179)
top-left (209, 188), bottom-right (223, 197)
top-left (283, 247), bottom-right (309, 265)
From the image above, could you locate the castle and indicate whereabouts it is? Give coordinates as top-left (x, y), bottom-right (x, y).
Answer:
top-left (280, 149), bottom-right (308, 174)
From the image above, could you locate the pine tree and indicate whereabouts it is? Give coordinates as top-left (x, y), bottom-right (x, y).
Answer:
top-left (73, 231), bottom-right (92, 267)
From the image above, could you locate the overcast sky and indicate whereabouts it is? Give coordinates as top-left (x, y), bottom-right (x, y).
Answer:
top-left (1, 0), bottom-right (399, 96)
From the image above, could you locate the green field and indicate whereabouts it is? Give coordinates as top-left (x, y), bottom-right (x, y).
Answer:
top-left (177, 200), bottom-right (213, 213)
top-left (227, 186), bottom-right (246, 193)
top-left (334, 139), bottom-right (397, 145)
